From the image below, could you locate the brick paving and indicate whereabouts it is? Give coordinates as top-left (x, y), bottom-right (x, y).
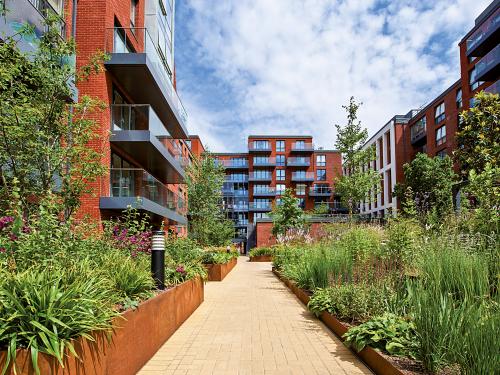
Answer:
top-left (138, 257), bottom-right (372, 375)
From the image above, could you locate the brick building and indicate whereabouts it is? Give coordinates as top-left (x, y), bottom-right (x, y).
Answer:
top-left (213, 136), bottom-right (343, 250)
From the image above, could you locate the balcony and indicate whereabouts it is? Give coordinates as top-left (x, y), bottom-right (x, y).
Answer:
top-left (309, 186), bottom-right (333, 197)
top-left (290, 143), bottom-right (314, 153)
top-left (227, 204), bottom-right (249, 212)
top-left (215, 159), bottom-right (249, 169)
top-left (249, 172), bottom-right (272, 182)
top-left (291, 172), bottom-right (314, 182)
top-left (100, 168), bottom-right (186, 224)
top-left (249, 202), bottom-right (272, 212)
top-left (225, 175), bottom-right (249, 183)
top-left (110, 104), bottom-right (184, 183)
top-left (234, 219), bottom-right (249, 227)
top-left (485, 79), bottom-right (500, 94)
top-left (476, 44), bottom-right (500, 82)
top-left (105, 27), bottom-right (188, 138)
top-left (234, 190), bottom-right (249, 197)
top-left (287, 157), bottom-right (311, 167)
top-left (466, 7), bottom-right (500, 57)
top-left (410, 120), bottom-right (427, 146)
top-left (248, 143), bottom-right (272, 153)
top-left (253, 187), bottom-right (277, 197)
top-left (253, 157), bottom-right (276, 167)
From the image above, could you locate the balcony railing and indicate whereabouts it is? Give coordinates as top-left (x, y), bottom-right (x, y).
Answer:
top-left (249, 172), bottom-right (273, 181)
top-left (476, 44), bottom-right (500, 82)
top-left (291, 172), bottom-right (314, 182)
top-left (249, 202), bottom-right (272, 211)
top-left (253, 157), bottom-right (276, 167)
top-left (234, 219), bottom-right (249, 226)
top-left (28, 0), bottom-right (66, 36)
top-left (485, 79), bottom-right (499, 94)
top-left (410, 120), bottom-right (427, 145)
top-left (225, 175), bottom-right (249, 182)
top-left (234, 190), bottom-right (249, 197)
top-left (253, 187), bottom-right (277, 196)
top-left (248, 143), bottom-right (272, 152)
top-left (226, 204), bottom-right (249, 211)
top-left (109, 168), bottom-right (186, 216)
top-left (466, 7), bottom-right (500, 56)
top-left (309, 186), bottom-right (333, 196)
top-left (291, 142), bottom-right (314, 152)
top-left (215, 159), bottom-right (249, 168)
top-left (287, 157), bottom-right (310, 167)
top-left (105, 27), bottom-right (188, 129)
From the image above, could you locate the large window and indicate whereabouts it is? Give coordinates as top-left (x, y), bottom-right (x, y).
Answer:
top-left (411, 116), bottom-right (426, 141)
top-left (436, 125), bottom-right (446, 146)
top-left (253, 140), bottom-right (269, 150)
top-left (435, 102), bottom-right (445, 124)
top-left (469, 67), bottom-right (484, 91)
top-left (276, 155), bottom-right (285, 166)
top-left (253, 170), bottom-right (271, 179)
top-left (296, 184), bottom-right (306, 195)
top-left (316, 169), bottom-right (326, 181)
top-left (254, 213), bottom-right (269, 221)
top-left (254, 199), bottom-right (271, 209)
top-left (456, 89), bottom-right (462, 108)
top-left (130, 0), bottom-right (137, 27)
top-left (294, 140), bottom-right (305, 149)
top-left (253, 185), bottom-right (269, 193)
top-left (276, 140), bottom-right (285, 152)
top-left (276, 169), bottom-right (286, 181)
top-left (276, 184), bottom-right (286, 195)
top-left (316, 155), bottom-right (326, 167)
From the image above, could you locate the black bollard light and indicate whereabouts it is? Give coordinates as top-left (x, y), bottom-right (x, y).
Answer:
top-left (151, 230), bottom-right (165, 290)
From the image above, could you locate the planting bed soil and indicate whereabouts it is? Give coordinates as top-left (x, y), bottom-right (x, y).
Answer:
top-left (249, 255), bottom-right (273, 262)
top-left (205, 257), bottom-right (237, 281)
top-left (0, 277), bottom-right (204, 375)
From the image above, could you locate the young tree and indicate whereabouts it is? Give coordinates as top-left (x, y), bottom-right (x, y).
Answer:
top-left (334, 97), bottom-right (380, 217)
top-left (394, 153), bottom-right (457, 222)
top-left (186, 153), bottom-right (234, 246)
top-left (0, 16), bottom-right (107, 218)
top-left (270, 188), bottom-right (305, 237)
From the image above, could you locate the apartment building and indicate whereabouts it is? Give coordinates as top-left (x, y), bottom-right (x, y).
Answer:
top-left (213, 136), bottom-right (343, 249)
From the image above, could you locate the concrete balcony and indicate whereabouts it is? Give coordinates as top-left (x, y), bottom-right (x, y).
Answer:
top-left (287, 157), bottom-right (310, 167)
top-left (249, 202), bottom-right (272, 212)
top-left (249, 173), bottom-right (272, 182)
top-left (466, 7), bottom-right (500, 57)
top-left (309, 186), bottom-right (333, 197)
top-left (476, 44), bottom-right (500, 82)
top-left (105, 27), bottom-right (188, 139)
top-left (291, 172), bottom-right (314, 182)
top-left (100, 168), bottom-right (186, 224)
top-left (290, 142), bottom-right (314, 153)
top-left (110, 104), bottom-right (185, 183)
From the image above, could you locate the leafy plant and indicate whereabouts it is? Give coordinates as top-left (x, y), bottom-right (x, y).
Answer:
top-left (343, 314), bottom-right (419, 358)
top-left (270, 188), bottom-right (305, 237)
top-left (249, 246), bottom-right (276, 257)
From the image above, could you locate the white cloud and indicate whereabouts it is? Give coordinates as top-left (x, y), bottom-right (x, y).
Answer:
top-left (178, 0), bottom-right (491, 152)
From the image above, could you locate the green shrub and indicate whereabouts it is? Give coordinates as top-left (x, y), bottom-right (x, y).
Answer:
top-left (343, 313), bottom-right (419, 358)
top-left (201, 251), bottom-right (234, 264)
top-left (249, 246), bottom-right (276, 257)
top-left (384, 218), bottom-right (422, 267)
top-left (165, 237), bottom-right (203, 264)
top-left (339, 226), bottom-right (383, 261)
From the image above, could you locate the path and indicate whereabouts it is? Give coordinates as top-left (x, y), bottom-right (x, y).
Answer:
top-left (138, 257), bottom-right (372, 375)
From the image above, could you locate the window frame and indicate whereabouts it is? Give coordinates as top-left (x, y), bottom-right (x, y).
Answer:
top-left (434, 102), bottom-right (445, 124)
top-left (435, 125), bottom-right (446, 146)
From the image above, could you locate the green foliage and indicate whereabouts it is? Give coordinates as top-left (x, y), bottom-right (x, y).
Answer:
top-left (0, 15), bottom-right (107, 219)
top-left (455, 91), bottom-right (500, 178)
top-left (186, 153), bottom-right (234, 246)
top-left (201, 249), bottom-right (237, 265)
top-left (334, 97), bottom-right (380, 216)
top-left (384, 218), bottom-right (422, 267)
top-left (270, 188), bottom-right (305, 237)
top-left (394, 153), bottom-right (457, 223)
top-left (164, 237), bottom-right (208, 285)
top-left (343, 314), bottom-right (419, 358)
top-left (248, 246), bottom-right (278, 257)
top-left (338, 226), bottom-right (383, 262)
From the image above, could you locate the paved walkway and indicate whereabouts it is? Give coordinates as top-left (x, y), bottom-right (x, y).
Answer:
top-left (138, 257), bottom-right (371, 375)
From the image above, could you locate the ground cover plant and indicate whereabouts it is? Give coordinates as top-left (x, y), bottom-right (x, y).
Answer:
top-left (248, 245), bottom-right (282, 258)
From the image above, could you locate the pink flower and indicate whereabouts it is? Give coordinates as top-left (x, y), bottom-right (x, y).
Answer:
top-left (175, 266), bottom-right (186, 275)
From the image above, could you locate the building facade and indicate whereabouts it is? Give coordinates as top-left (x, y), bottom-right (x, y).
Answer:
top-left (213, 136), bottom-right (343, 250)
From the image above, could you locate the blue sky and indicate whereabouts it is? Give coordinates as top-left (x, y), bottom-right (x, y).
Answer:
top-left (174, 0), bottom-right (491, 152)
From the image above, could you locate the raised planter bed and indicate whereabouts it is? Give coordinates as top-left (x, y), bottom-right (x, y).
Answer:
top-left (272, 269), bottom-right (403, 375)
top-left (0, 277), bottom-right (204, 375)
top-left (205, 257), bottom-right (237, 281)
top-left (249, 255), bottom-right (273, 262)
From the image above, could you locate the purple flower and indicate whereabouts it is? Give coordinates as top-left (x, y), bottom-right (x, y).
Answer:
top-left (8, 233), bottom-right (18, 241)
top-left (175, 266), bottom-right (186, 275)
top-left (0, 247), bottom-right (5, 253)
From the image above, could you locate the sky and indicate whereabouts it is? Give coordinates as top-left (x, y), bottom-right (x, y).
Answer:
top-left (174, 0), bottom-right (491, 152)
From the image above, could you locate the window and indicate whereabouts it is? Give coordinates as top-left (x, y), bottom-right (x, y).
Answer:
top-left (253, 170), bottom-right (271, 179)
top-left (130, 0), bottom-right (137, 28)
top-left (436, 125), bottom-right (446, 146)
top-left (276, 184), bottom-right (286, 195)
top-left (297, 198), bottom-right (305, 209)
top-left (253, 185), bottom-right (269, 194)
top-left (276, 155), bottom-right (285, 166)
top-left (276, 169), bottom-right (286, 181)
top-left (254, 199), bottom-right (271, 209)
top-left (296, 184), bottom-right (306, 195)
top-left (184, 140), bottom-right (192, 149)
top-left (469, 67), bottom-right (483, 91)
top-left (253, 156), bottom-right (270, 165)
top-left (276, 198), bottom-right (282, 206)
top-left (232, 158), bottom-right (247, 167)
top-left (456, 89), bottom-right (462, 108)
top-left (294, 140), bottom-right (305, 149)
top-left (385, 131), bottom-right (391, 165)
top-left (316, 155), bottom-right (326, 167)
top-left (254, 213), bottom-right (269, 221)
top-left (316, 169), bottom-right (326, 181)
top-left (276, 140), bottom-right (285, 152)
top-left (253, 140), bottom-right (269, 150)
top-left (436, 149), bottom-right (447, 159)
top-left (435, 102), bottom-right (445, 124)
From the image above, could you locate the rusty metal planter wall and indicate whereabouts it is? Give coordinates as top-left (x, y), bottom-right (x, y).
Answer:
top-left (205, 257), bottom-right (237, 281)
top-left (249, 255), bottom-right (273, 262)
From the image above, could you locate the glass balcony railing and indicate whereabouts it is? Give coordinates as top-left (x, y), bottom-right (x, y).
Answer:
top-left (309, 186), bottom-right (333, 196)
top-left (234, 190), bottom-right (249, 197)
top-left (249, 202), bottom-right (272, 211)
top-left (235, 219), bottom-right (249, 226)
top-left (410, 119), bottom-right (427, 144)
top-left (485, 79), bottom-right (499, 94)
top-left (225, 175), bottom-right (249, 182)
top-left (466, 7), bottom-right (500, 56)
top-left (109, 168), bottom-right (186, 216)
top-left (291, 142), bottom-right (314, 151)
top-left (105, 27), bottom-right (188, 129)
top-left (287, 157), bottom-right (310, 166)
top-left (253, 157), bottom-right (276, 166)
top-left (291, 172), bottom-right (314, 181)
top-left (215, 159), bottom-right (249, 168)
top-left (249, 172), bottom-right (272, 181)
top-left (253, 187), bottom-right (277, 196)
top-left (476, 44), bottom-right (500, 81)
top-left (248, 143), bottom-right (272, 152)
top-left (28, 0), bottom-right (66, 36)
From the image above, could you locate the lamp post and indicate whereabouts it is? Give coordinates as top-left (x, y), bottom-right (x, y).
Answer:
top-left (151, 230), bottom-right (165, 290)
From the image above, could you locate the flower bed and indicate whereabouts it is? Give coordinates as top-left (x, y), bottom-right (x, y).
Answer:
top-left (205, 257), bottom-right (237, 281)
top-left (0, 277), bottom-right (204, 375)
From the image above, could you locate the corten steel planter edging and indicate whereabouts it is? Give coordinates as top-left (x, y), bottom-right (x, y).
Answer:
top-left (249, 255), bottom-right (273, 262)
top-left (0, 277), bottom-right (204, 375)
top-left (205, 257), bottom-right (237, 281)
top-left (272, 270), bottom-right (404, 375)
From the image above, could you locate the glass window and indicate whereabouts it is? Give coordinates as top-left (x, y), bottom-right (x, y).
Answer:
top-left (316, 169), bottom-right (326, 181)
top-left (276, 184), bottom-right (286, 194)
top-left (253, 170), bottom-right (271, 179)
top-left (410, 116), bottom-right (426, 141)
top-left (276, 155), bottom-right (285, 166)
top-left (297, 198), bottom-right (305, 208)
top-left (276, 169), bottom-right (286, 181)
top-left (436, 125), bottom-right (446, 146)
top-left (296, 184), bottom-right (306, 195)
top-left (130, 0), bottom-right (137, 27)
top-left (469, 66), bottom-right (484, 91)
top-left (456, 89), bottom-right (462, 108)
top-left (253, 156), bottom-right (270, 164)
top-left (435, 102), bottom-right (445, 124)
top-left (436, 149), bottom-right (447, 159)
top-left (276, 140), bottom-right (285, 152)
top-left (254, 213), bottom-right (270, 221)
top-left (294, 140), bottom-right (305, 149)
top-left (316, 155), bottom-right (326, 167)
top-left (253, 140), bottom-right (269, 150)
top-left (253, 185), bottom-right (269, 193)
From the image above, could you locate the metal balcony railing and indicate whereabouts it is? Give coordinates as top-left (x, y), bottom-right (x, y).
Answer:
top-left (249, 202), bottom-right (272, 211)
top-left (109, 168), bottom-right (186, 216)
top-left (215, 159), bottom-right (249, 168)
top-left (253, 157), bottom-right (276, 166)
top-left (225, 175), bottom-right (249, 182)
top-left (476, 44), bottom-right (500, 81)
top-left (309, 186), bottom-right (333, 196)
top-left (249, 172), bottom-right (273, 181)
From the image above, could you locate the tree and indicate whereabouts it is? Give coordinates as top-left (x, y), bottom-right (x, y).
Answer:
top-left (270, 188), bottom-right (305, 237)
top-left (454, 91), bottom-right (499, 178)
top-left (394, 153), bottom-right (457, 222)
top-left (334, 97), bottom-right (380, 217)
top-left (186, 153), bottom-right (234, 246)
top-left (0, 16), bottom-right (107, 218)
